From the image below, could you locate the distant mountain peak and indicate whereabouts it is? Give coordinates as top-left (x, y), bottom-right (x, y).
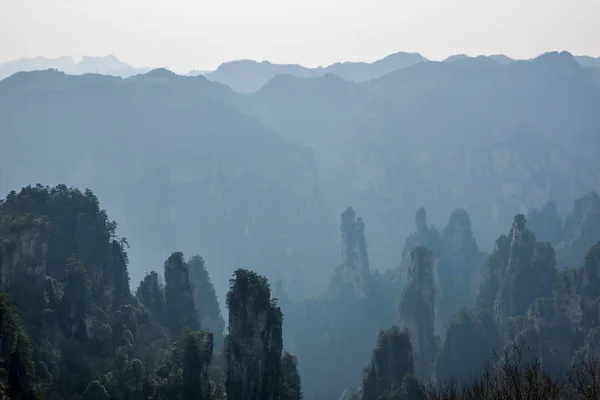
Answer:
top-left (208, 51), bottom-right (429, 92)
top-left (141, 68), bottom-right (178, 79)
top-left (78, 54), bottom-right (132, 71)
top-left (530, 51), bottom-right (581, 72)
top-left (443, 54), bottom-right (471, 63)
top-left (81, 54), bottom-right (120, 61)
top-left (379, 51), bottom-right (426, 61)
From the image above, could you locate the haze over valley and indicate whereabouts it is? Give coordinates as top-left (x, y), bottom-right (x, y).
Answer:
top-left (3, 1), bottom-right (600, 399)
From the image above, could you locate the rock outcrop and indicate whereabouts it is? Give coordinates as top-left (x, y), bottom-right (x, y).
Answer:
top-left (0, 214), bottom-right (49, 292)
top-left (283, 207), bottom-right (398, 400)
top-left (331, 207), bottom-right (371, 298)
top-left (557, 192), bottom-right (600, 268)
top-left (399, 247), bottom-right (436, 380)
top-left (476, 214), bottom-right (556, 328)
top-left (225, 269), bottom-right (284, 400)
top-left (188, 255), bottom-right (226, 349)
top-left (1, 185), bottom-right (131, 311)
top-left (136, 271), bottom-right (167, 324)
top-left (519, 242), bottom-right (600, 372)
top-left (399, 208), bottom-right (442, 288)
top-left (437, 208), bottom-right (486, 326)
top-left (164, 252), bottom-right (200, 337)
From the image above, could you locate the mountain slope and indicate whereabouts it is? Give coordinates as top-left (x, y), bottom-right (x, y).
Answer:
top-left (0, 69), bottom-right (336, 302)
top-left (240, 52), bottom-right (600, 268)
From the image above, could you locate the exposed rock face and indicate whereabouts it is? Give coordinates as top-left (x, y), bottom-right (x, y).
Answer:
top-left (136, 271), bottom-right (167, 324)
top-left (283, 207), bottom-right (398, 400)
top-left (164, 252), bottom-right (199, 337)
top-left (188, 255), bottom-right (226, 350)
top-left (490, 215), bottom-right (559, 333)
top-left (399, 247), bottom-right (436, 380)
top-left (0, 214), bottom-right (49, 292)
top-left (225, 269), bottom-right (283, 400)
top-left (361, 326), bottom-right (414, 400)
top-left (493, 214), bottom-right (537, 325)
top-left (437, 209), bottom-right (486, 326)
top-left (397, 208), bottom-right (444, 333)
top-left (520, 242), bottom-right (600, 372)
top-left (333, 207), bottom-right (370, 298)
top-left (0, 185), bottom-right (131, 312)
top-left (476, 214), bottom-right (558, 337)
top-left (557, 192), bottom-right (600, 268)
top-left (399, 209), bottom-right (442, 288)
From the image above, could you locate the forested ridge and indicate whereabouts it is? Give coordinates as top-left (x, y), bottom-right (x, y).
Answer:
top-left (3, 49), bottom-right (600, 399)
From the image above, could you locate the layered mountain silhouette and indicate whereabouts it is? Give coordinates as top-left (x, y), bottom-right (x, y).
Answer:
top-left (0, 54), bottom-right (152, 80)
top-left (4, 51), bottom-right (599, 93)
top-left (2, 51), bottom-right (600, 307)
top-left (203, 52), bottom-right (428, 92)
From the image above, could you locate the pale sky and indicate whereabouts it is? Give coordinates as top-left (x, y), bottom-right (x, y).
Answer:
top-left (1, 0), bottom-right (599, 73)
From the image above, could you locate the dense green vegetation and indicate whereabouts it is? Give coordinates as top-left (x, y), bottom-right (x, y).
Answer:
top-left (0, 185), bottom-right (298, 400)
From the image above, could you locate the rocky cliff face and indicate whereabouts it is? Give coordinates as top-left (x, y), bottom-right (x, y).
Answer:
top-left (332, 207), bottom-right (371, 298)
top-left (493, 214), bottom-right (537, 325)
top-left (520, 243), bottom-right (600, 372)
top-left (475, 214), bottom-right (557, 332)
top-left (0, 214), bottom-right (49, 292)
top-left (397, 209), bottom-right (445, 333)
top-left (2, 184), bottom-right (303, 399)
top-left (164, 252), bottom-right (199, 336)
top-left (225, 269), bottom-right (284, 400)
top-left (188, 255), bottom-right (226, 349)
top-left (437, 208), bottom-right (486, 326)
top-left (282, 207), bottom-right (399, 400)
top-left (1, 185), bottom-right (132, 312)
top-left (136, 271), bottom-right (167, 324)
top-left (399, 209), bottom-right (442, 288)
top-left (399, 247), bottom-right (436, 380)
top-left (556, 192), bottom-right (600, 268)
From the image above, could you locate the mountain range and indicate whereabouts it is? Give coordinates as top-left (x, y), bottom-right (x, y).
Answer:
top-left (0, 54), bottom-right (152, 80)
top-left (3, 51), bottom-right (600, 92)
top-left (2, 51), bottom-right (600, 307)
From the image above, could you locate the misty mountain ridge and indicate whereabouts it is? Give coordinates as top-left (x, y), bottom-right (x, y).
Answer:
top-left (3, 50), bottom-right (599, 93)
top-left (0, 54), bottom-right (152, 80)
top-left (5, 48), bottom-right (600, 400)
top-left (2, 50), bottom-right (600, 309)
top-left (204, 51), bottom-right (429, 92)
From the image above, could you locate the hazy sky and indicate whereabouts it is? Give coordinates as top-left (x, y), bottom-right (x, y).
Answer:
top-left (1, 0), bottom-right (599, 73)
